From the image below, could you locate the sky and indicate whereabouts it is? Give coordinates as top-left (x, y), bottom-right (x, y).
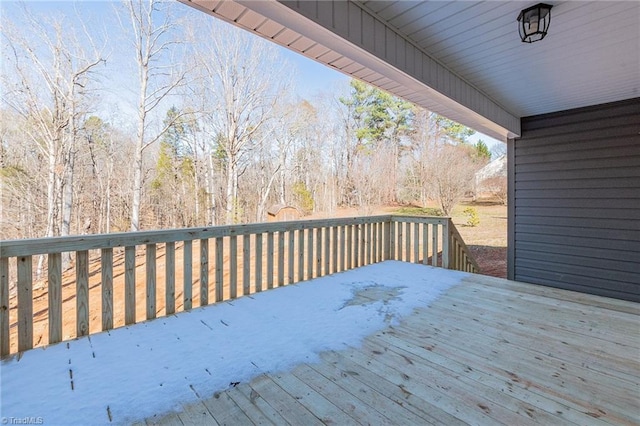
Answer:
top-left (0, 261), bottom-right (465, 425)
top-left (1, 0), bottom-right (502, 150)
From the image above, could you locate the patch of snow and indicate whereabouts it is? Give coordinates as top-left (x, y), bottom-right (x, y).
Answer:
top-left (0, 261), bottom-right (466, 425)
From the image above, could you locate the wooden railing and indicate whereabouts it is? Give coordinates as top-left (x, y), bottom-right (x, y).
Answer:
top-left (0, 215), bottom-right (478, 357)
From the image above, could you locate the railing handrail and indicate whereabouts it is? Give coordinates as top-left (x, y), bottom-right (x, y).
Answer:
top-left (0, 215), bottom-right (395, 258)
top-left (448, 221), bottom-right (481, 272)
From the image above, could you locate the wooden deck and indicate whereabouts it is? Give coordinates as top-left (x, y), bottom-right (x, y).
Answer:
top-left (146, 274), bottom-right (640, 426)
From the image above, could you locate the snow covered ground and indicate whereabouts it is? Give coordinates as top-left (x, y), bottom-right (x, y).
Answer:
top-left (0, 261), bottom-right (466, 425)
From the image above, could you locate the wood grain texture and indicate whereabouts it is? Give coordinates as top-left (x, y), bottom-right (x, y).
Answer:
top-left (255, 233), bottom-right (263, 293)
top-left (17, 256), bottom-right (33, 351)
top-left (307, 228), bottom-right (314, 280)
top-left (201, 239), bottom-right (210, 305)
top-left (229, 235), bottom-right (237, 299)
top-left (243, 235), bottom-right (251, 296)
top-left (316, 228), bottom-right (322, 277)
top-left (288, 230), bottom-right (295, 284)
top-left (298, 229), bottom-right (305, 281)
top-left (124, 246), bottom-right (136, 325)
top-left (278, 231), bottom-right (285, 286)
top-left (76, 250), bottom-right (89, 336)
top-left (0, 257), bottom-right (9, 356)
top-left (150, 271), bottom-right (639, 426)
top-left (215, 237), bottom-right (223, 302)
top-left (101, 248), bottom-right (114, 330)
top-left (183, 240), bottom-right (193, 310)
top-left (47, 253), bottom-right (62, 344)
top-left (267, 232), bottom-right (274, 290)
top-left (165, 242), bottom-right (175, 315)
top-left (146, 244), bottom-right (156, 320)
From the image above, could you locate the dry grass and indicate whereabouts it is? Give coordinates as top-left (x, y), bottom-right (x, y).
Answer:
top-left (449, 200), bottom-right (507, 278)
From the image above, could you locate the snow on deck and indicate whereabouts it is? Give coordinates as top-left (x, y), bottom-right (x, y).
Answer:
top-left (0, 261), bottom-right (466, 425)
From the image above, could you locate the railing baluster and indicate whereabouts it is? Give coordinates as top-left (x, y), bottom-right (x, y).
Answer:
top-left (316, 228), bottom-right (322, 277)
top-left (354, 225), bottom-right (360, 268)
top-left (255, 233), bottom-right (263, 292)
top-left (442, 221), bottom-right (449, 269)
top-left (48, 253), bottom-right (62, 344)
top-left (165, 242), bottom-right (175, 315)
top-left (339, 226), bottom-right (346, 271)
top-left (215, 237), bottom-right (223, 301)
top-left (17, 256), bottom-right (33, 351)
top-left (324, 227), bottom-right (330, 276)
top-left (307, 228), bottom-right (314, 279)
top-left (390, 220), bottom-right (396, 260)
top-left (365, 223), bottom-right (371, 265)
top-left (346, 226), bottom-right (351, 269)
top-left (360, 224), bottom-right (366, 266)
top-left (331, 226), bottom-right (338, 274)
top-left (0, 257), bottom-right (9, 356)
top-left (243, 235), bottom-right (251, 296)
top-left (432, 224), bottom-right (439, 267)
top-left (200, 239), bottom-right (209, 305)
top-left (297, 229), bottom-right (304, 282)
top-left (102, 248), bottom-right (114, 330)
top-left (124, 246), bottom-right (136, 325)
top-left (413, 223), bottom-right (419, 264)
top-left (229, 236), bottom-right (237, 299)
top-left (397, 221), bottom-right (404, 261)
top-left (278, 231), bottom-right (285, 287)
top-left (376, 222), bottom-right (385, 262)
top-left (267, 232), bottom-right (274, 289)
top-left (370, 223), bottom-right (376, 264)
top-left (146, 245), bottom-right (156, 319)
top-left (77, 250), bottom-right (90, 336)
top-left (288, 230), bottom-right (295, 284)
top-left (184, 240), bottom-right (193, 310)
top-left (422, 222), bottom-right (429, 265)
top-left (405, 222), bottom-right (411, 262)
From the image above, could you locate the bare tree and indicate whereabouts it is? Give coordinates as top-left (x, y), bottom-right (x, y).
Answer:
top-left (2, 8), bottom-right (104, 271)
top-left (119, 0), bottom-right (188, 231)
top-left (430, 144), bottom-right (482, 215)
top-left (196, 20), bottom-right (287, 224)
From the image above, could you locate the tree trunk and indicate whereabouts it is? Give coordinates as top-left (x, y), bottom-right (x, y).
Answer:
top-left (37, 139), bottom-right (59, 277)
top-left (207, 153), bottom-right (216, 226)
top-left (131, 59), bottom-right (149, 232)
top-left (225, 156), bottom-right (237, 224)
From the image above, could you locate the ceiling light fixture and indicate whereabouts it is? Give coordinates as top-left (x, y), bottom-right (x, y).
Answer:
top-left (517, 3), bottom-right (553, 43)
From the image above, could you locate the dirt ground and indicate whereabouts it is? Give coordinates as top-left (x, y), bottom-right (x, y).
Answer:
top-left (7, 199), bottom-right (506, 354)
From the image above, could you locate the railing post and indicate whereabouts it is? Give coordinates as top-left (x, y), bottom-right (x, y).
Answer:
top-left (442, 220), bottom-right (450, 269)
top-left (0, 257), bottom-right (9, 356)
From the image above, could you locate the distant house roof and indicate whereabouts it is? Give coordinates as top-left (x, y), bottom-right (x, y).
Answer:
top-left (475, 155), bottom-right (507, 183)
top-left (267, 204), bottom-right (301, 216)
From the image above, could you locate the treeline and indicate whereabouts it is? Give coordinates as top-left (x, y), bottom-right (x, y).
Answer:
top-left (0, 0), bottom-right (493, 242)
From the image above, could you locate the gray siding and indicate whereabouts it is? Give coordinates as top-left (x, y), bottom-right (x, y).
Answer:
top-left (509, 98), bottom-right (640, 302)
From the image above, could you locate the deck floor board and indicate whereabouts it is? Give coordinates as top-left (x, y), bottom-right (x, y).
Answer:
top-left (149, 273), bottom-right (640, 425)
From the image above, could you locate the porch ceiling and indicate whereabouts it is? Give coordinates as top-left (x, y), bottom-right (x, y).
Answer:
top-left (180, 1), bottom-right (639, 141)
top-left (361, 1), bottom-right (640, 118)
